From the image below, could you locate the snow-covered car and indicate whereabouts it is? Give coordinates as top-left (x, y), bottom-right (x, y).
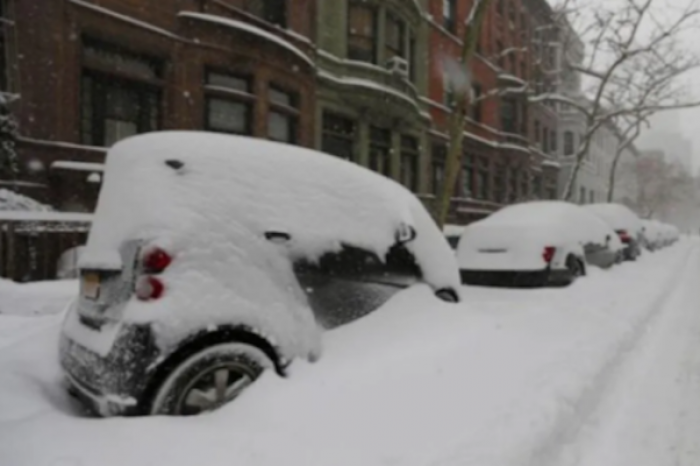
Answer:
top-left (583, 203), bottom-right (643, 261)
top-left (659, 223), bottom-right (680, 247)
top-left (457, 201), bottom-right (623, 287)
top-left (59, 131), bottom-right (461, 417)
top-left (641, 220), bottom-right (663, 251)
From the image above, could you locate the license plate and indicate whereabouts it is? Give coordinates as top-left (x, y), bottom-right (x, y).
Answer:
top-left (82, 273), bottom-right (100, 300)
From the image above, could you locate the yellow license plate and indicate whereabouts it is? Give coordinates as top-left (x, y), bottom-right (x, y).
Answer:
top-left (82, 273), bottom-right (100, 300)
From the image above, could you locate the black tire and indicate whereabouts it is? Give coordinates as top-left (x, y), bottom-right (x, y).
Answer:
top-left (566, 255), bottom-right (584, 281)
top-left (149, 342), bottom-right (273, 416)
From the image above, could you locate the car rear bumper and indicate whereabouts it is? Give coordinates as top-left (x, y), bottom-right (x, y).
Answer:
top-left (460, 268), bottom-right (569, 287)
top-left (59, 321), bottom-right (160, 417)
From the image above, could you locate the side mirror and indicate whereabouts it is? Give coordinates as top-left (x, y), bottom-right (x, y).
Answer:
top-left (396, 223), bottom-right (417, 244)
top-left (435, 287), bottom-right (460, 303)
top-left (264, 231), bottom-right (291, 244)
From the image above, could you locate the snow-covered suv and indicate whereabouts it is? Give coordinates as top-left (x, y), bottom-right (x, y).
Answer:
top-left (59, 131), bottom-right (461, 417)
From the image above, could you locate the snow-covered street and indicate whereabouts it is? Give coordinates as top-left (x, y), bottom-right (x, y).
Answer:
top-left (1, 239), bottom-right (700, 466)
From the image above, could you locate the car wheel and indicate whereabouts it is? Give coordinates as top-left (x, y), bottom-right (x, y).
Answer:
top-left (149, 342), bottom-right (273, 416)
top-left (566, 255), bottom-right (584, 280)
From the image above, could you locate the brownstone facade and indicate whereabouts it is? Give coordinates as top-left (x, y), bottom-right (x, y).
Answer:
top-left (7, 0), bottom-right (316, 211)
top-left (426, 0), bottom-right (560, 224)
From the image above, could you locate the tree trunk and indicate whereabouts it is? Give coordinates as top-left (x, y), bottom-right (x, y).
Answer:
top-left (435, 0), bottom-right (493, 228)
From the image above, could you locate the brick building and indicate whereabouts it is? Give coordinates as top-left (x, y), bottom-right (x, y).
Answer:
top-left (7, 0), bottom-right (317, 211)
top-left (3, 0), bottom-right (560, 224)
top-left (426, 0), bottom-right (560, 224)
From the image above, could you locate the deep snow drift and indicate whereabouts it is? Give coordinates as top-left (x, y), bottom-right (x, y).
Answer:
top-left (0, 241), bottom-right (699, 466)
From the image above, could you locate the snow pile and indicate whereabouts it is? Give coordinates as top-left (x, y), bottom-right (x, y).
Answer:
top-left (78, 131), bottom-right (459, 362)
top-left (0, 279), bottom-right (76, 316)
top-left (0, 241), bottom-right (693, 466)
top-left (457, 201), bottom-right (620, 270)
top-left (0, 189), bottom-right (51, 211)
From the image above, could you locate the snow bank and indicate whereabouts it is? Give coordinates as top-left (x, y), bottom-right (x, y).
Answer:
top-left (0, 279), bottom-right (77, 316)
top-left (0, 189), bottom-right (51, 211)
top-left (79, 131), bottom-right (459, 362)
top-left (0, 241), bottom-right (692, 466)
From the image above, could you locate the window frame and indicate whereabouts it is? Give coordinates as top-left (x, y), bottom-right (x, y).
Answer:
top-left (347, 1), bottom-right (378, 63)
top-left (203, 69), bottom-right (255, 136)
top-left (267, 84), bottom-right (300, 144)
top-left (400, 135), bottom-right (419, 192)
top-left (369, 125), bottom-right (392, 177)
top-left (321, 111), bottom-right (357, 161)
top-left (443, 0), bottom-right (457, 33)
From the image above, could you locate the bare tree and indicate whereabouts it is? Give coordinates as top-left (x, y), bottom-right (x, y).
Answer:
top-left (434, 0), bottom-right (493, 228)
top-left (537, 0), bottom-right (700, 200)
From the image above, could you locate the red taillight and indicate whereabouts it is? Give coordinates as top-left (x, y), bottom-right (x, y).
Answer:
top-left (617, 230), bottom-right (631, 243)
top-left (135, 276), bottom-right (165, 301)
top-left (143, 247), bottom-right (172, 273)
top-left (543, 246), bottom-right (556, 263)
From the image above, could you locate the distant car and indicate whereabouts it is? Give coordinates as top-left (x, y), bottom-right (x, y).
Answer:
top-left (456, 201), bottom-right (623, 287)
top-left (641, 220), bottom-right (663, 251)
top-left (59, 131), bottom-right (461, 418)
top-left (583, 204), bottom-right (643, 261)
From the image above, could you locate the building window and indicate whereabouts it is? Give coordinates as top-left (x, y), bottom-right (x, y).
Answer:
top-left (497, 0), bottom-right (505, 16)
top-left (550, 130), bottom-right (557, 153)
top-left (494, 164), bottom-right (506, 203)
top-left (244, 0), bottom-right (287, 27)
top-left (471, 84), bottom-right (483, 122)
top-left (579, 186), bottom-right (586, 204)
top-left (521, 172), bottom-right (529, 199)
top-left (443, 0), bottom-right (457, 33)
top-left (348, 1), bottom-right (377, 63)
top-left (400, 136), bottom-right (419, 192)
top-left (385, 13), bottom-right (405, 61)
top-left (542, 127), bottom-right (549, 152)
top-left (322, 112), bottom-right (356, 161)
top-left (509, 168), bottom-right (518, 202)
top-left (564, 130), bottom-right (574, 155)
top-left (268, 86), bottom-right (299, 144)
top-left (501, 97), bottom-right (517, 133)
top-left (533, 174), bottom-right (542, 198)
top-left (534, 120), bottom-right (541, 145)
top-left (461, 153), bottom-right (473, 198)
top-left (432, 143), bottom-right (446, 195)
top-left (408, 33), bottom-right (417, 82)
top-left (81, 73), bottom-right (160, 147)
top-left (204, 71), bottom-right (254, 136)
top-left (476, 158), bottom-right (489, 199)
top-left (0, 0), bottom-right (8, 91)
top-left (369, 126), bottom-right (391, 177)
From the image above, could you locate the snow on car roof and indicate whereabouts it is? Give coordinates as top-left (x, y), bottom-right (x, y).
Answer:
top-left (583, 203), bottom-right (642, 233)
top-left (468, 201), bottom-right (617, 243)
top-left (82, 131), bottom-right (459, 291)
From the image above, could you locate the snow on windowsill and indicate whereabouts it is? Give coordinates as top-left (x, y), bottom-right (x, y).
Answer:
top-left (178, 12), bottom-right (314, 67)
top-left (69, 0), bottom-right (180, 40)
top-left (318, 71), bottom-right (421, 113)
top-left (18, 136), bottom-right (107, 153)
top-left (51, 161), bottom-right (105, 172)
top-left (0, 211), bottom-right (93, 223)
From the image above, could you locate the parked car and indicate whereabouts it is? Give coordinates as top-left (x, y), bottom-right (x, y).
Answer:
top-left (59, 131), bottom-right (461, 418)
top-left (641, 220), bottom-right (658, 251)
top-left (583, 203), bottom-right (643, 261)
top-left (456, 201), bottom-right (623, 287)
top-left (659, 223), bottom-right (680, 247)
